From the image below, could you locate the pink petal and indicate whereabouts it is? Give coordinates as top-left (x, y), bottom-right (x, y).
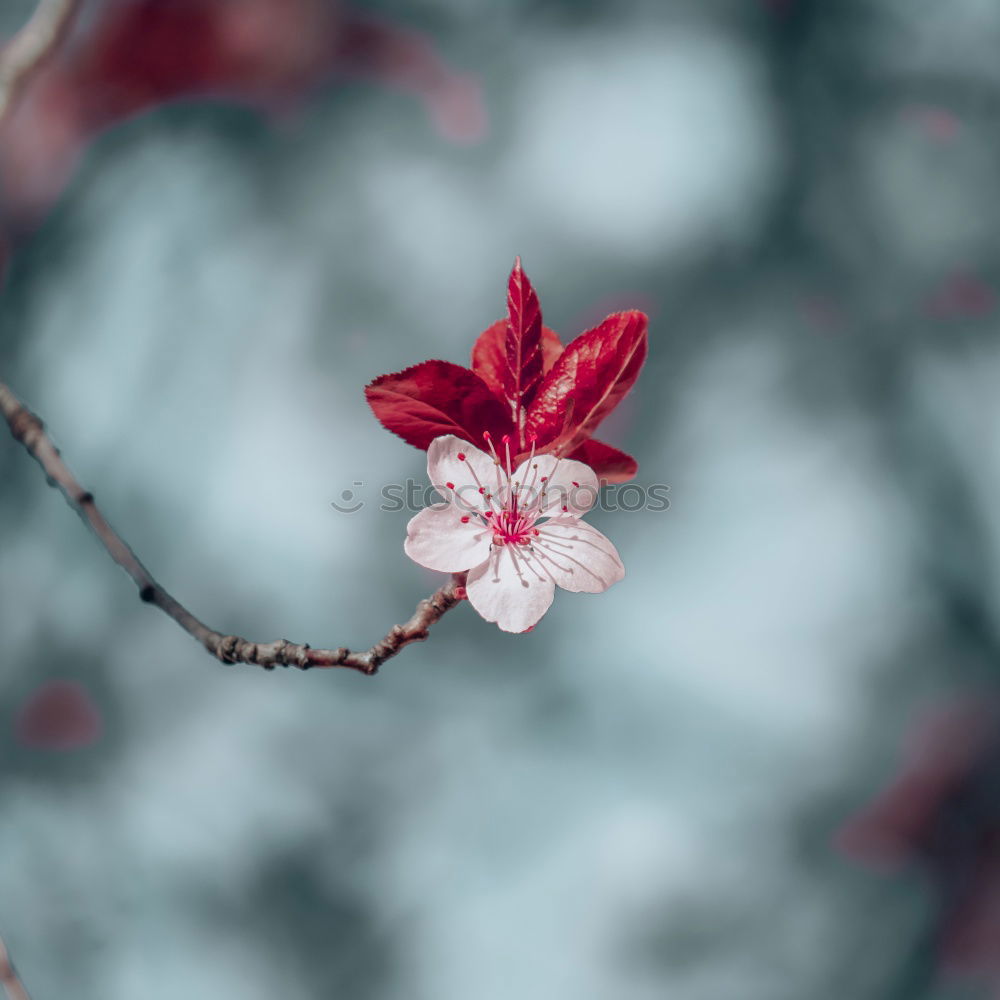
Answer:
top-left (533, 518), bottom-right (625, 593)
top-left (513, 453), bottom-right (599, 517)
top-left (404, 504), bottom-right (491, 573)
top-left (427, 434), bottom-right (499, 514)
top-left (466, 546), bottom-right (555, 633)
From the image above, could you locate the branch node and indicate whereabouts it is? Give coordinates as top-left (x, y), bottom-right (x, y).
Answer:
top-left (139, 585), bottom-right (155, 603)
top-left (272, 639), bottom-right (300, 669)
top-left (8, 405), bottom-right (42, 445)
top-left (217, 635), bottom-right (240, 664)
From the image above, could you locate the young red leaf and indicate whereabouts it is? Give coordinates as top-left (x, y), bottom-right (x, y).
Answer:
top-left (567, 439), bottom-right (639, 484)
top-left (504, 258), bottom-right (544, 426)
top-left (471, 319), bottom-right (563, 400)
top-left (525, 310), bottom-right (648, 452)
top-left (365, 361), bottom-right (513, 450)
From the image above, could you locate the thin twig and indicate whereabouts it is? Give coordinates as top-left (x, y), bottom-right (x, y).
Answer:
top-left (0, 937), bottom-right (30, 1000)
top-left (0, 0), bottom-right (81, 124)
top-left (1, 382), bottom-right (466, 674)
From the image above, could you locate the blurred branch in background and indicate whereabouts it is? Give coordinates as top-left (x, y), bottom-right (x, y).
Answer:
top-left (0, 0), bottom-right (485, 263)
top-left (0, 383), bottom-right (466, 672)
top-left (0, 0), bottom-right (78, 121)
top-left (838, 698), bottom-right (1000, 997)
top-left (0, 936), bottom-right (30, 1000)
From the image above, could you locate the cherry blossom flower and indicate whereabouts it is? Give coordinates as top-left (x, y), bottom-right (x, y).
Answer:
top-left (405, 433), bottom-right (625, 633)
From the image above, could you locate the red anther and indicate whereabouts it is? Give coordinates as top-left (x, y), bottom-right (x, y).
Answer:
top-left (460, 515), bottom-right (470, 523)
top-left (482, 431), bottom-right (492, 440)
top-left (502, 434), bottom-right (510, 444)
top-left (541, 476), bottom-right (548, 482)
top-left (528, 432), bottom-right (537, 443)
top-left (572, 481), bottom-right (579, 487)
top-left (484, 511), bottom-right (493, 518)
top-left (457, 453), bottom-right (466, 461)
top-left (561, 505), bottom-right (568, 512)
top-left (533, 529), bottom-right (540, 536)
top-left (446, 482), bottom-right (455, 490)
top-left (478, 486), bottom-right (485, 494)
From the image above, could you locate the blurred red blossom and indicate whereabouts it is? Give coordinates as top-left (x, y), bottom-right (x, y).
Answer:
top-left (14, 679), bottom-right (103, 750)
top-left (904, 105), bottom-right (962, 143)
top-left (837, 698), bottom-right (1000, 991)
top-left (800, 294), bottom-right (845, 332)
top-left (0, 0), bottom-right (486, 265)
top-left (925, 271), bottom-right (997, 320)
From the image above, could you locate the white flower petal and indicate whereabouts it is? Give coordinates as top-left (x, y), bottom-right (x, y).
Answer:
top-left (466, 545), bottom-right (556, 633)
top-left (512, 453), bottom-right (600, 518)
top-left (404, 505), bottom-right (492, 573)
top-left (427, 435), bottom-right (501, 515)
top-left (532, 517), bottom-right (625, 593)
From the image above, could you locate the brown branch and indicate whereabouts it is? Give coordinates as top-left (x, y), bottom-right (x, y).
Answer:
top-left (0, 381), bottom-right (466, 674)
top-left (0, 0), bottom-right (81, 124)
top-left (0, 937), bottom-right (30, 1000)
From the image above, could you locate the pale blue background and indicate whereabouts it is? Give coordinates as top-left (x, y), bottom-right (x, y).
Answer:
top-left (2, 1), bottom-right (999, 997)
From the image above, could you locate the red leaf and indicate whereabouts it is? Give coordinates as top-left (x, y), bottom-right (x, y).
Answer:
top-left (525, 310), bottom-right (647, 452)
top-left (471, 320), bottom-right (563, 400)
top-left (504, 258), bottom-right (544, 425)
top-left (567, 439), bottom-right (638, 484)
top-left (365, 360), bottom-right (513, 450)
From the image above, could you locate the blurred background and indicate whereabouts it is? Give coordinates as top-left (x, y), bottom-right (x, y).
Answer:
top-left (3, 0), bottom-right (1000, 997)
